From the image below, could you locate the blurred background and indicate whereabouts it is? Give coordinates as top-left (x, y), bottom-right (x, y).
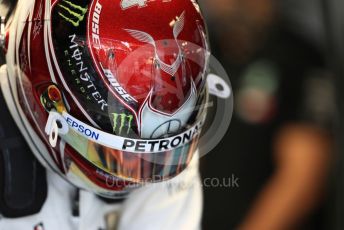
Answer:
top-left (198, 0), bottom-right (344, 229)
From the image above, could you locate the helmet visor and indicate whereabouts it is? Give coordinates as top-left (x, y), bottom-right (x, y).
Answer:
top-left (45, 110), bottom-right (205, 183)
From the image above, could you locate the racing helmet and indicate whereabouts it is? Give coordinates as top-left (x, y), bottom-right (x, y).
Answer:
top-left (0, 0), bottom-right (209, 198)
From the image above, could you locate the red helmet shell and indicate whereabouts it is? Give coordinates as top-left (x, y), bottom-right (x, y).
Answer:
top-left (8, 0), bottom-right (208, 196)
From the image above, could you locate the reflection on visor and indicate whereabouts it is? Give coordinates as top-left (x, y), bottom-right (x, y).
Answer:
top-left (45, 110), bottom-right (204, 182)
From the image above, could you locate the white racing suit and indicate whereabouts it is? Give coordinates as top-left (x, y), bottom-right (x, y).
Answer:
top-left (0, 152), bottom-right (202, 230)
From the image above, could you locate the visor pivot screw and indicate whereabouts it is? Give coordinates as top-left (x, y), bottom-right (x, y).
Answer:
top-left (48, 85), bottom-right (62, 102)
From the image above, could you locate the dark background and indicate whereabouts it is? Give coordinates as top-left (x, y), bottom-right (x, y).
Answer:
top-left (199, 0), bottom-right (344, 229)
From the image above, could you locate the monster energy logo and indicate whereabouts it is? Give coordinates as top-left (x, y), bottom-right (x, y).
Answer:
top-left (58, 0), bottom-right (88, 27)
top-left (112, 113), bottom-right (133, 135)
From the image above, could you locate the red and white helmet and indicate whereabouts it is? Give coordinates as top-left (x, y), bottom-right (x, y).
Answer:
top-left (1, 0), bottom-right (209, 198)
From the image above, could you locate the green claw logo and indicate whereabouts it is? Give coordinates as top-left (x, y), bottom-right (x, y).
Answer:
top-left (112, 113), bottom-right (133, 135)
top-left (58, 0), bottom-right (88, 27)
